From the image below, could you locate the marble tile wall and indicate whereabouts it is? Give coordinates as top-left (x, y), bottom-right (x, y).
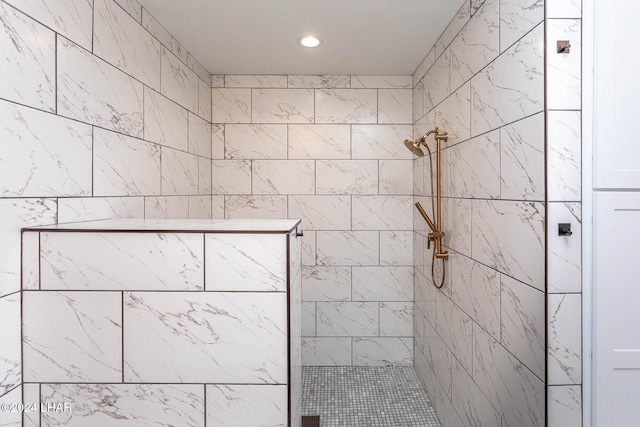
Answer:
top-left (546, 0), bottom-right (583, 425)
top-left (0, 0), bottom-right (213, 408)
top-left (210, 74), bottom-right (415, 367)
top-left (412, 0), bottom-right (547, 426)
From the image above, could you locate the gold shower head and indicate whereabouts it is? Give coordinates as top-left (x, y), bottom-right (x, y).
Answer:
top-left (404, 138), bottom-right (425, 157)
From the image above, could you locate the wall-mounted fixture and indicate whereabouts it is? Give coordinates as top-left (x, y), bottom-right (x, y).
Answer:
top-left (558, 223), bottom-right (573, 236)
top-left (557, 40), bottom-right (571, 54)
top-left (405, 128), bottom-right (449, 288)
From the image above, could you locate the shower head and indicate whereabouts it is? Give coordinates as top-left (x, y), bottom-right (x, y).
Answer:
top-left (404, 139), bottom-right (425, 157)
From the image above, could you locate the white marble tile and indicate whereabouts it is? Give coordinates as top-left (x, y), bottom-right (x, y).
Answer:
top-left (205, 233), bottom-right (286, 291)
top-left (444, 198), bottom-right (473, 257)
top-left (4, 0), bottom-right (92, 50)
top-left (288, 75), bottom-right (350, 89)
top-left (302, 231), bottom-right (316, 266)
top-left (548, 202), bottom-right (582, 293)
top-left (144, 195), bottom-right (189, 219)
top-left (160, 47), bottom-right (199, 113)
top-left (188, 113), bottom-right (211, 157)
top-left (0, 2), bottom-right (55, 111)
top-left (316, 160), bottom-right (378, 194)
top-left (225, 124), bottom-right (287, 159)
top-left (413, 48), bottom-right (435, 87)
top-left (0, 294), bottom-right (20, 395)
top-left (351, 76), bottom-right (412, 89)
top-left (472, 200), bottom-right (545, 290)
top-left (316, 302), bottom-right (378, 336)
top-left (23, 291), bottom-right (122, 382)
top-left (415, 269), bottom-right (438, 327)
top-left (302, 266), bottom-right (351, 302)
top-left (57, 37), bottom-right (144, 137)
top-left (501, 275), bottom-right (545, 379)
top-left (472, 0), bottom-right (487, 14)
top-left (548, 293), bottom-right (582, 385)
top-left (40, 231), bottom-right (203, 290)
top-left (0, 199), bottom-right (56, 295)
top-left (315, 89), bottom-right (377, 124)
top-left (124, 291), bottom-right (287, 383)
top-left (224, 195), bottom-right (288, 219)
top-left (198, 157), bottom-right (212, 195)
top-left (93, 0), bottom-right (161, 90)
top-left (548, 111), bottom-right (581, 202)
top-left (114, 0), bottom-right (142, 22)
top-left (435, 83), bottom-right (472, 145)
top-left (288, 124), bottom-right (351, 159)
top-left (500, 0), bottom-right (544, 51)
top-left (161, 148), bottom-right (199, 195)
top-left (380, 302), bottom-right (412, 336)
top-left (380, 231), bottom-right (413, 266)
top-left (144, 87), bottom-right (188, 151)
top-left (212, 88), bottom-right (251, 123)
top-left (471, 24), bottom-right (544, 136)
top-left (22, 383), bottom-right (39, 426)
top-left (316, 231), bottom-right (378, 266)
top-left (225, 75), bottom-right (287, 88)
top-left (302, 301), bottom-right (316, 336)
top-left (207, 385), bottom-right (286, 427)
top-left (189, 195), bottom-right (212, 219)
top-left (352, 196), bottom-right (413, 231)
top-left (93, 128), bottom-right (160, 196)
top-left (435, 373), bottom-right (466, 427)
top-left (353, 338), bottom-right (412, 366)
top-left (211, 74), bottom-right (224, 88)
top-left (41, 384), bottom-right (204, 427)
top-left (449, 131), bottom-right (500, 199)
top-left (0, 101), bottom-right (92, 197)
top-left (436, 292), bottom-right (473, 373)
top-left (451, 357), bottom-right (502, 427)
top-left (378, 89), bottom-right (412, 124)
top-left (252, 160), bottom-right (315, 194)
top-left (501, 112), bottom-right (545, 201)
top-left (548, 385), bottom-right (582, 427)
top-left (187, 54), bottom-right (210, 83)
top-left (547, 19), bottom-right (582, 110)
top-left (198, 78), bottom-right (212, 121)
top-left (252, 89), bottom-right (314, 123)
top-left (414, 233), bottom-right (426, 279)
top-left (472, 323), bottom-right (545, 427)
top-left (413, 80), bottom-right (425, 123)
top-left (211, 160), bottom-right (251, 194)
top-left (423, 319), bottom-right (453, 395)
top-left (351, 125), bottom-right (413, 159)
top-left (435, 0), bottom-right (471, 56)
top-left (450, 254), bottom-right (500, 339)
top-left (423, 49), bottom-right (451, 111)
top-left (0, 386), bottom-right (22, 426)
top-left (450, 0), bottom-right (500, 90)
top-left (547, 0), bottom-right (581, 18)
top-left (211, 195), bottom-right (225, 218)
top-left (21, 231), bottom-right (40, 290)
top-left (57, 197), bottom-right (143, 223)
top-left (288, 196), bottom-right (351, 230)
top-left (302, 337), bottom-right (352, 366)
top-left (212, 124), bottom-right (225, 158)
top-left (352, 267), bottom-right (413, 301)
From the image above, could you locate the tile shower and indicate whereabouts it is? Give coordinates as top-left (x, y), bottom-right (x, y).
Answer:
top-left (0, 0), bottom-right (584, 426)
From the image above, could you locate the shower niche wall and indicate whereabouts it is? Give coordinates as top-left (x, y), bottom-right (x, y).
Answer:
top-left (20, 219), bottom-right (302, 427)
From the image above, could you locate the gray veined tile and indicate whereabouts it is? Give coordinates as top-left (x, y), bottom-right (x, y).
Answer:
top-left (435, 0), bottom-right (471, 57)
top-left (302, 338), bottom-right (352, 366)
top-left (212, 124), bottom-right (225, 158)
top-left (188, 195), bottom-right (212, 219)
top-left (93, 127), bottom-right (161, 197)
top-left (57, 37), bottom-right (144, 137)
top-left (124, 292), bottom-right (288, 383)
top-left (23, 291), bottom-right (122, 382)
top-left (0, 294), bottom-right (21, 395)
top-left (316, 231), bottom-right (378, 266)
top-left (352, 196), bottom-right (413, 231)
top-left (315, 89), bottom-right (377, 124)
top-left (40, 232), bottom-right (204, 291)
top-left (317, 302), bottom-right (378, 336)
top-left (143, 86), bottom-right (188, 151)
top-left (252, 88), bottom-right (314, 123)
top-left (449, 130), bottom-right (500, 199)
top-left (211, 74), bottom-right (224, 88)
top-left (353, 338), bottom-right (413, 366)
top-left (352, 267), bottom-right (413, 302)
top-left (187, 53), bottom-right (210, 83)
top-left (380, 230), bottom-right (413, 266)
top-left (225, 124), bottom-right (287, 159)
top-left (380, 302), bottom-right (413, 336)
top-left (198, 157), bottom-right (212, 195)
top-left (413, 48), bottom-right (435, 87)
top-left (548, 202), bottom-right (582, 293)
top-left (224, 195), bottom-right (288, 219)
top-left (451, 356), bottom-right (502, 427)
top-left (161, 47), bottom-right (199, 113)
top-left (41, 384), bottom-right (204, 427)
top-left (548, 385), bottom-right (582, 427)
top-left (500, 0), bottom-right (544, 52)
top-left (547, 0), bottom-right (582, 18)
top-left (3, 0), bottom-right (92, 50)
top-left (302, 266), bottom-right (351, 302)
top-left (316, 160), bottom-right (378, 195)
top-left (351, 125), bottom-right (414, 159)
top-left (161, 148), bottom-right (199, 195)
top-left (93, 0), bottom-right (161, 90)
top-left (378, 89), bottom-right (412, 124)
top-left (114, 0), bottom-right (142, 22)
top-left (288, 124), bottom-right (351, 159)
top-left (252, 160), bottom-right (315, 194)
top-left (21, 231), bottom-right (40, 291)
top-left (207, 385), bottom-right (287, 427)
top-left (435, 291), bottom-right (473, 373)
top-left (435, 82), bottom-right (472, 145)
top-left (211, 160), bottom-right (252, 194)
top-left (225, 74), bottom-right (287, 88)
top-left (144, 195), bottom-right (189, 219)
top-left (546, 19), bottom-right (582, 110)
top-left (351, 75), bottom-right (413, 89)
top-left (0, 386), bottom-right (22, 426)
top-left (548, 111), bottom-right (582, 202)
top-left (471, 23), bottom-right (544, 136)
top-left (288, 75), bottom-right (351, 89)
top-left (302, 301), bottom-right (316, 336)
top-left (288, 195), bottom-right (351, 231)
top-left (423, 49), bottom-right (451, 111)
top-left (212, 88), bottom-right (251, 123)
top-left (57, 197), bottom-right (143, 223)
top-left (0, 2), bottom-right (55, 111)
top-left (189, 112), bottom-right (212, 157)
top-left (199, 78), bottom-right (212, 120)
top-left (548, 294), bottom-right (582, 385)
top-left (413, 80), bottom-right (425, 123)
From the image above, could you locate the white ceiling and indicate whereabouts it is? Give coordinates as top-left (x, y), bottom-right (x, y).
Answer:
top-left (136, 0), bottom-right (466, 76)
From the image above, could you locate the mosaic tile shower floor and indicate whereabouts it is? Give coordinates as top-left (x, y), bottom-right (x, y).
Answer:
top-left (302, 366), bottom-right (442, 427)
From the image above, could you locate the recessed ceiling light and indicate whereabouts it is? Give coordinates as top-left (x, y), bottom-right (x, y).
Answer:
top-left (297, 35), bottom-right (322, 48)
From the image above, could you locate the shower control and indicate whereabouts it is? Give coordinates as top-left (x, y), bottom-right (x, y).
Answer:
top-left (558, 223), bottom-right (573, 236)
